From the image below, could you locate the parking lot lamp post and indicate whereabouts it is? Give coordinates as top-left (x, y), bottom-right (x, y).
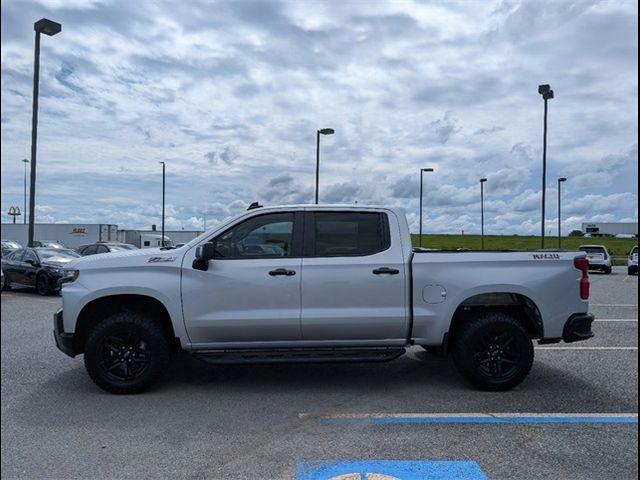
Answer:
top-left (557, 177), bottom-right (567, 249)
top-left (315, 128), bottom-right (334, 204)
top-left (159, 162), bottom-right (165, 246)
top-left (419, 168), bottom-right (434, 247)
top-left (480, 178), bottom-right (487, 250)
top-left (28, 18), bottom-right (61, 247)
top-left (538, 84), bottom-right (554, 249)
top-left (22, 159), bottom-right (28, 224)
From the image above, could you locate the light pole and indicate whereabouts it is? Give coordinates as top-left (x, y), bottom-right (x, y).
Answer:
top-left (22, 159), bottom-right (28, 224)
top-left (557, 177), bottom-right (567, 249)
top-left (480, 178), bottom-right (487, 250)
top-left (315, 128), bottom-right (334, 204)
top-left (159, 161), bottom-right (165, 247)
top-left (28, 18), bottom-right (61, 247)
top-left (419, 167), bottom-right (434, 247)
top-left (538, 84), bottom-right (554, 249)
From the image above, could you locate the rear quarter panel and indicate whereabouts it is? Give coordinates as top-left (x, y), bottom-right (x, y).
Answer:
top-left (411, 251), bottom-right (588, 345)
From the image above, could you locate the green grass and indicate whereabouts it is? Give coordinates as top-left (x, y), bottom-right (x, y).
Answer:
top-left (411, 234), bottom-right (637, 265)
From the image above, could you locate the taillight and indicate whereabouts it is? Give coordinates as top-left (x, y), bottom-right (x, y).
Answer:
top-left (574, 257), bottom-right (590, 300)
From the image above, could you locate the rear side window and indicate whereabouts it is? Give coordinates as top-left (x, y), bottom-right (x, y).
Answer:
top-left (310, 212), bottom-right (389, 257)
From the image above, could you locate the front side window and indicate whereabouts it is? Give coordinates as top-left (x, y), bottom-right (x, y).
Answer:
top-left (213, 213), bottom-right (294, 259)
top-left (22, 250), bottom-right (38, 264)
top-left (312, 212), bottom-right (388, 257)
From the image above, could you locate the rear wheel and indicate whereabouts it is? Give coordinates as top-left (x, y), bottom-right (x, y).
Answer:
top-left (604, 266), bottom-right (612, 275)
top-left (2, 270), bottom-right (11, 291)
top-left (36, 274), bottom-right (50, 296)
top-left (84, 312), bottom-right (171, 394)
top-left (452, 312), bottom-right (534, 391)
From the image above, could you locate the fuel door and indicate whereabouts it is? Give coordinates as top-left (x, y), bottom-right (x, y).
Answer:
top-left (423, 284), bottom-right (447, 304)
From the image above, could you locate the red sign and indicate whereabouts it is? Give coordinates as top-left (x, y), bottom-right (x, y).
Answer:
top-left (70, 227), bottom-right (87, 236)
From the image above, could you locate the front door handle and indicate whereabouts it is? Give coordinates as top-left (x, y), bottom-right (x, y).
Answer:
top-left (269, 268), bottom-right (296, 276)
top-left (372, 267), bottom-right (400, 275)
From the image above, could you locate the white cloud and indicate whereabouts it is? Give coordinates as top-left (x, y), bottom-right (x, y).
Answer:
top-left (0, 0), bottom-right (637, 234)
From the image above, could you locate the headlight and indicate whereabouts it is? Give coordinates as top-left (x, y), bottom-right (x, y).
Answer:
top-left (60, 269), bottom-right (80, 284)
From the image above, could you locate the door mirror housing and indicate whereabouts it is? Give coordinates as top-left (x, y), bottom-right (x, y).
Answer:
top-left (193, 242), bottom-right (215, 271)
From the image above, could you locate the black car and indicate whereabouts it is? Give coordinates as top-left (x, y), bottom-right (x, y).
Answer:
top-left (77, 242), bottom-right (138, 256)
top-left (1, 247), bottom-right (80, 295)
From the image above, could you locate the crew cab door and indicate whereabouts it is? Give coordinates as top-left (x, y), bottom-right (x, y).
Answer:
top-left (181, 211), bottom-right (303, 346)
top-left (300, 210), bottom-right (408, 343)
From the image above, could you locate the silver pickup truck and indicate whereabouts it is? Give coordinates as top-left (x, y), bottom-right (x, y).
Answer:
top-left (54, 205), bottom-right (594, 394)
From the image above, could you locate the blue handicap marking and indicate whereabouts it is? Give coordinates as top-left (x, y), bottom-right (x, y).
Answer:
top-left (296, 460), bottom-right (489, 480)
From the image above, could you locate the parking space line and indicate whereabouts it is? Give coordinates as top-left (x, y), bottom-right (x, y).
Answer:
top-left (299, 412), bottom-right (638, 425)
top-left (535, 346), bottom-right (637, 350)
top-left (594, 318), bottom-right (637, 322)
top-left (591, 304), bottom-right (638, 307)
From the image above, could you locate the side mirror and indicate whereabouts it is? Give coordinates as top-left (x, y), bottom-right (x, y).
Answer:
top-left (192, 242), bottom-right (215, 271)
top-left (26, 259), bottom-right (38, 267)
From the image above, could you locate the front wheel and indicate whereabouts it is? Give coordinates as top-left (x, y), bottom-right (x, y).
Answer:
top-left (452, 312), bottom-right (534, 391)
top-left (84, 312), bottom-right (171, 394)
top-left (36, 274), bottom-right (51, 296)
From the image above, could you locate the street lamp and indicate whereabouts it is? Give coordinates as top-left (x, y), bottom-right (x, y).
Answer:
top-left (538, 83), bottom-right (554, 249)
top-left (419, 167), bottom-right (434, 247)
top-left (480, 178), bottom-right (487, 250)
top-left (159, 161), bottom-right (165, 247)
top-left (22, 159), bottom-right (28, 224)
top-left (315, 128), bottom-right (334, 204)
top-left (28, 18), bottom-right (61, 247)
top-left (557, 177), bottom-right (567, 249)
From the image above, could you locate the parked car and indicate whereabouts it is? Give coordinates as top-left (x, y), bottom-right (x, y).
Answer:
top-left (54, 205), bottom-right (593, 394)
top-left (33, 240), bottom-right (66, 249)
top-left (1, 239), bottom-right (22, 257)
top-left (2, 247), bottom-right (80, 295)
top-left (628, 246), bottom-right (638, 275)
top-left (77, 243), bottom-right (138, 256)
top-left (578, 245), bottom-right (612, 274)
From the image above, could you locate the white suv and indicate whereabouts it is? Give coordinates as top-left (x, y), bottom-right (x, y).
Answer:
top-left (628, 246), bottom-right (638, 275)
top-left (579, 245), bottom-right (612, 274)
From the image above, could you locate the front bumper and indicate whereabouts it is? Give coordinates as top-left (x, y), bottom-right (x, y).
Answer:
top-left (562, 313), bottom-right (595, 343)
top-left (53, 308), bottom-right (76, 357)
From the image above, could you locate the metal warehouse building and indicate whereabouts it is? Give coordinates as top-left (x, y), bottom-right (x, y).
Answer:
top-left (581, 222), bottom-right (638, 236)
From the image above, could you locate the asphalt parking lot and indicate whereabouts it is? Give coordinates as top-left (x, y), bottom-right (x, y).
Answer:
top-left (1, 267), bottom-right (637, 480)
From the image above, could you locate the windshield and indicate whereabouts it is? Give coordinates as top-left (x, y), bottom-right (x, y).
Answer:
top-left (38, 248), bottom-right (80, 260)
top-left (579, 246), bottom-right (606, 254)
top-left (632, 247), bottom-right (638, 255)
top-left (109, 244), bottom-right (138, 251)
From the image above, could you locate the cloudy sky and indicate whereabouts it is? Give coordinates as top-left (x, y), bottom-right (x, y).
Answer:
top-left (1, 0), bottom-right (637, 235)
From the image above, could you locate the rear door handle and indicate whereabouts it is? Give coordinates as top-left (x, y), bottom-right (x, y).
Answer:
top-left (269, 268), bottom-right (296, 276)
top-left (372, 267), bottom-right (400, 275)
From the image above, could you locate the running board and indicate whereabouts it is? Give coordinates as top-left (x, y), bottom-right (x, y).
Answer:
top-left (192, 347), bottom-right (406, 365)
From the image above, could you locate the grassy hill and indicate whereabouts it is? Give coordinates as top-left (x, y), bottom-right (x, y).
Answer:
top-left (411, 234), bottom-right (637, 263)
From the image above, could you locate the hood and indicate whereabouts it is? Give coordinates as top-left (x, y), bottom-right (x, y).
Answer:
top-left (66, 247), bottom-right (183, 270)
top-left (42, 256), bottom-right (77, 268)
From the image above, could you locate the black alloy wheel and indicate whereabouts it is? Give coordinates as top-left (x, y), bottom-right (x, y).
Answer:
top-left (36, 274), bottom-right (50, 296)
top-left (99, 332), bottom-right (151, 382)
top-left (452, 312), bottom-right (534, 391)
top-left (84, 312), bottom-right (171, 394)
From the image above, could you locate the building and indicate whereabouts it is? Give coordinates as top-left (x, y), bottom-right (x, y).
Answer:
top-left (581, 222), bottom-right (638, 237)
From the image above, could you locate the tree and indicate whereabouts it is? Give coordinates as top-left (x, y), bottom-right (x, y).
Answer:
top-left (568, 230), bottom-right (584, 237)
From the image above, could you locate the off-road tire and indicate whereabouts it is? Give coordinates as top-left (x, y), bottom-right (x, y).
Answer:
top-left (452, 312), bottom-right (534, 391)
top-left (84, 312), bottom-right (171, 394)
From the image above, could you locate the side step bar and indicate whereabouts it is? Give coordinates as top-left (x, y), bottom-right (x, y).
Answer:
top-left (192, 347), bottom-right (406, 365)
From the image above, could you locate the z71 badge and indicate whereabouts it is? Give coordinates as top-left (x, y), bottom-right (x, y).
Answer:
top-left (147, 256), bottom-right (177, 263)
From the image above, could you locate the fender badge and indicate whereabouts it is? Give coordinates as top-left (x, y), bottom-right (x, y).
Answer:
top-left (532, 253), bottom-right (560, 260)
top-left (147, 256), bottom-right (176, 263)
